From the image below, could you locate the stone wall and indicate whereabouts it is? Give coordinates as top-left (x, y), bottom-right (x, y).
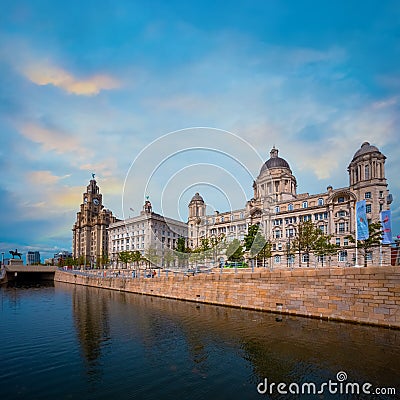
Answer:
top-left (55, 266), bottom-right (400, 329)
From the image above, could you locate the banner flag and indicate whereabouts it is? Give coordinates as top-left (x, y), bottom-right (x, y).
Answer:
top-left (356, 200), bottom-right (369, 241)
top-left (380, 210), bottom-right (392, 244)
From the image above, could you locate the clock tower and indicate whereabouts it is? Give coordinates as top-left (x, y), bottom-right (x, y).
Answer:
top-left (72, 176), bottom-right (117, 266)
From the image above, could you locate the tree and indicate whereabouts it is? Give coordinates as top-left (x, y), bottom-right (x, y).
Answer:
top-left (257, 239), bottom-right (272, 268)
top-left (244, 224), bottom-right (260, 251)
top-left (209, 234), bottom-right (226, 267)
top-left (131, 250), bottom-right (142, 270)
top-left (244, 225), bottom-right (271, 267)
top-left (313, 235), bottom-right (339, 267)
top-left (118, 251), bottom-right (132, 268)
top-left (291, 220), bottom-right (324, 268)
top-left (144, 247), bottom-right (160, 268)
top-left (346, 221), bottom-right (383, 267)
top-left (226, 238), bottom-right (244, 262)
top-left (175, 237), bottom-right (189, 269)
top-left (163, 247), bottom-right (175, 269)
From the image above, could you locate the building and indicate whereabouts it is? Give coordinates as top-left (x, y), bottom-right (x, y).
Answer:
top-left (72, 177), bottom-right (117, 266)
top-left (26, 251), bottom-right (41, 265)
top-left (108, 199), bottom-right (188, 268)
top-left (188, 142), bottom-right (393, 267)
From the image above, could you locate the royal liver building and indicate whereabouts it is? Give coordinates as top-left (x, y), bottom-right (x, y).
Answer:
top-left (188, 142), bottom-right (392, 267)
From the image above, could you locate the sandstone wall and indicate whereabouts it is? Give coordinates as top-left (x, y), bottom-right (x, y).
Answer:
top-left (55, 267), bottom-right (400, 328)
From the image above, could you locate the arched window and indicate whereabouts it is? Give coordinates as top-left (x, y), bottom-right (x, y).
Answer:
top-left (302, 201), bottom-right (308, 208)
top-left (318, 198), bottom-right (324, 206)
top-left (288, 203), bottom-right (294, 211)
top-left (275, 206), bottom-right (280, 213)
top-left (365, 164), bottom-right (370, 180)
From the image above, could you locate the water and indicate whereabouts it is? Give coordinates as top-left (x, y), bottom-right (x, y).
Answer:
top-left (0, 282), bottom-right (399, 400)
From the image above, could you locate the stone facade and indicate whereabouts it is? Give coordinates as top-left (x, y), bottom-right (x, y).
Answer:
top-left (108, 200), bottom-right (188, 267)
top-left (188, 142), bottom-right (393, 267)
top-left (72, 178), bottom-right (116, 264)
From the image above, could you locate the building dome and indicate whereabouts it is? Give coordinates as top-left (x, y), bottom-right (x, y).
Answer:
top-left (352, 142), bottom-right (380, 161)
top-left (260, 147), bottom-right (291, 174)
top-left (189, 192), bottom-right (204, 204)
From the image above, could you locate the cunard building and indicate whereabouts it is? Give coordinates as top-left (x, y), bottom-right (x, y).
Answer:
top-left (72, 177), bottom-right (116, 265)
top-left (188, 142), bottom-right (393, 267)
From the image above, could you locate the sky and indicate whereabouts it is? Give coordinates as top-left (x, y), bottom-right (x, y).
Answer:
top-left (0, 0), bottom-right (399, 261)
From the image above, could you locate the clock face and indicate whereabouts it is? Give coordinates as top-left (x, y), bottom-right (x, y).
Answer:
top-left (93, 198), bottom-right (99, 206)
top-left (84, 197), bottom-right (88, 203)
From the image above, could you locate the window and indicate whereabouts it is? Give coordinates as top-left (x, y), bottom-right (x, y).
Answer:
top-left (287, 254), bottom-right (295, 264)
top-left (336, 238), bottom-right (340, 246)
top-left (275, 206), bottom-right (280, 213)
top-left (344, 238), bottom-right (348, 246)
top-left (338, 197), bottom-right (345, 203)
top-left (318, 198), bottom-right (324, 206)
top-left (288, 203), bottom-right (294, 211)
top-left (319, 225), bottom-right (326, 234)
top-left (302, 201), bottom-right (308, 208)
top-left (230, 214), bottom-right (234, 221)
top-left (337, 210), bottom-right (347, 217)
top-left (286, 228), bottom-right (295, 238)
top-left (302, 254), bottom-right (309, 263)
top-left (317, 255), bottom-right (325, 263)
top-left (379, 191), bottom-right (383, 198)
top-left (278, 243), bottom-right (282, 251)
top-left (274, 230), bottom-right (282, 239)
top-left (274, 255), bottom-right (281, 264)
top-left (366, 204), bottom-right (372, 213)
top-left (240, 212), bottom-right (244, 219)
top-left (365, 164), bottom-right (370, 180)
top-left (365, 192), bottom-right (371, 199)
top-left (379, 204), bottom-right (383, 212)
top-left (338, 222), bottom-right (345, 233)
top-left (221, 216), bottom-right (224, 222)
top-left (366, 252), bottom-right (372, 261)
top-left (338, 250), bottom-right (347, 262)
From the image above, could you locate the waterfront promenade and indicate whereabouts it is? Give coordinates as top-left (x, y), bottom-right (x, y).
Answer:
top-left (55, 266), bottom-right (400, 329)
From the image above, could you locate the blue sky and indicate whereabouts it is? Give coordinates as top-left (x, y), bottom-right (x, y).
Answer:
top-left (0, 0), bottom-right (399, 261)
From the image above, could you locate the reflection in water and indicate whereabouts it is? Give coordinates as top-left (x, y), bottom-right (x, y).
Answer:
top-left (72, 285), bottom-right (110, 381)
top-left (68, 282), bottom-right (400, 399)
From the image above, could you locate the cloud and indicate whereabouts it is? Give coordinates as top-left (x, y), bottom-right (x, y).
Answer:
top-left (19, 122), bottom-right (90, 157)
top-left (28, 170), bottom-right (69, 185)
top-left (21, 63), bottom-right (120, 95)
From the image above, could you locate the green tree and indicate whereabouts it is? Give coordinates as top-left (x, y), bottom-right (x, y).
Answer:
top-left (313, 235), bottom-right (339, 267)
top-left (226, 238), bottom-right (244, 262)
top-left (118, 251), bottom-right (132, 268)
top-left (131, 250), bottom-right (142, 270)
top-left (291, 220), bottom-right (324, 268)
top-left (257, 239), bottom-right (272, 268)
top-left (175, 237), bottom-right (189, 269)
top-left (244, 224), bottom-right (260, 251)
top-left (346, 221), bottom-right (383, 267)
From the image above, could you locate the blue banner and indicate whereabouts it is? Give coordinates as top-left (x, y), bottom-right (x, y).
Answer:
top-left (356, 200), bottom-right (369, 241)
top-left (380, 210), bottom-right (392, 244)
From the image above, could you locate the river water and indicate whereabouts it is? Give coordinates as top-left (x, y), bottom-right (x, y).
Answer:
top-left (0, 282), bottom-right (399, 400)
